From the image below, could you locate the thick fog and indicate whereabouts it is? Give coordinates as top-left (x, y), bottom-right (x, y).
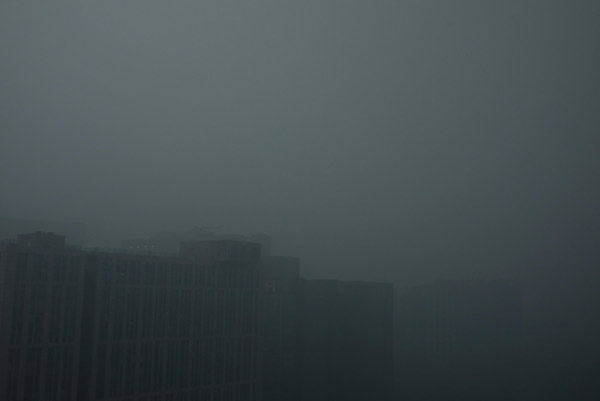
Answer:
top-left (2, 2), bottom-right (600, 399)
top-left (2, 0), bottom-right (599, 286)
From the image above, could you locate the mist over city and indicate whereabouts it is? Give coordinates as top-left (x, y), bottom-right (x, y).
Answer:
top-left (1, 1), bottom-right (599, 400)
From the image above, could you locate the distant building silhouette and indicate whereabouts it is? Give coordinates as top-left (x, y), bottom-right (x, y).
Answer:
top-left (299, 280), bottom-right (394, 401)
top-left (0, 217), bottom-right (85, 246)
top-left (122, 227), bottom-right (270, 256)
top-left (397, 278), bottom-right (523, 401)
top-left (260, 256), bottom-right (302, 401)
top-left (260, 256), bottom-right (394, 401)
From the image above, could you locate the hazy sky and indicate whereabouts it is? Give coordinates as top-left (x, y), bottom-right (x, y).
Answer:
top-left (2, 1), bottom-right (599, 284)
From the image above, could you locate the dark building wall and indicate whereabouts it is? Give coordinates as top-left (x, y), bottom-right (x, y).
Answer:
top-left (397, 279), bottom-right (524, 401)
top-left (300, 280), bottom-right (394, 401)
top-left (333, 282), bottom-right (394, 401)
top-left (2, 232), bottom-right (395, 401)
top-left (260, 256), bottom-right (302, 401)
top-left (259, 261), bottom-right (394, 401)
top-left (0, 241), bottom-right (85, 401)
top-left (79, 242), bottom-right (262, 401)
top-left (299, 280), bottom-right (336, 401)
top-left (1, 235), bottom-right (263, 401)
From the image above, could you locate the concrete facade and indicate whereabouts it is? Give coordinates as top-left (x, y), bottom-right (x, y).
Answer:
top-left (1, 234), bottom-right (262, 401)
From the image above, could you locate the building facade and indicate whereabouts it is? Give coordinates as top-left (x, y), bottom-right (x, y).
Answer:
top-left (0, 232), bottom-right (85, 401)
top-left (1, 233), bottom-right (262, 401)
top-left (300, 280), bottom-right (394, 401)
top-left (397, 278), bottom-right (523, 401)
top-left (2, 231), bottom-right (395, 401)
top-left (260, 256), bottom-right (302, 401)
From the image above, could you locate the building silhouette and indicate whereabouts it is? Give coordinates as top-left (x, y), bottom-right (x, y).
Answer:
top-left (299, 280), bottom-right (394, 401)
top-left (0, 232), bottom-right (84, 401)
top-left (2, 231), bottom-right (395, 401)
top-left (0, 218), bottom-right (85, 246)
top-left (122, 227), bottom-right (270, 257)
top-left (397, 278), bottom-right (523, 401)
top-left (1, 232), bottom-right (261, 401)
top-left (260, 257), bottom-right (394, 401)
top-left (260, 256), bottom-right (302, 401)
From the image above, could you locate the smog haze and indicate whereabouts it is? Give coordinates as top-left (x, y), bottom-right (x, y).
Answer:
top-left (2, 1), bottom-right (599, 286)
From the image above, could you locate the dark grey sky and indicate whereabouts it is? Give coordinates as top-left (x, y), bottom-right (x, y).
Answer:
top-left (2, 1), bottom-right (599, 284)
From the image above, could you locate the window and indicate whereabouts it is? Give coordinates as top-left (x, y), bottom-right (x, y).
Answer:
top-left (139, 342), bottom-right (152, 394)
top-left (202, 339), bottom-right (214, 386)
top-left (23, 347), bottom-right (42, 401)
top-left (265, 280), bottom-right (277, 294)
top-left (192, 290), bottom-right (203, 337)
top-left (179, 340), bottom-right (189, 388)
top-left (52, 256), bottom-right (66, 282)
top-left (113, 287), bottom-right (125, 340)
top-left (62, 347), bottom-right (74, 398)
top-left (10, 284), bottom-right (25, 345)
top-left (101, 259), bottom-right (112, 285)
top-left (191, 340), bottom-right (202, 387)
top-left (126, 288), bottom-right (139, 339)
top-left (6, 348), bottom-right (20, 401)
top-left (155, 289), bottom-right (166, 338)
top-left (98, 286), bottom-right (111, 341)
top-left (194, 265), bottom-right (205, 286)
top-left (124, 344), bottom-right (136, 395)
top-left (142, 288), bottom-right (153, 338)
top-left (28, 284), bottom-right (46, 344)
top-left (168, 289), bottom-right (179, 337)
top-left (31, 254), bottom-right (48, 281)
top-left (166, 341), bottom-right (178, 390)
top-left (170, 263), bottom-right (182, 287)
top-left (157, 263), bottom-right (168, 284)
top-left (115, 261), bottom-right (127, 284)
top-left (143, 262), bottom-right (156, 286)
top-left (16, 253), bottom-right (28, 281)
top-left (49, 286), bottom-right (62, 342)
top-left (109, 344), bottom-right (124, 398)
top-left (153, 342), bottom-right (164, 392)
top-left (96, 344), bottom-right (107, 399)
top-left (67, 256), bottom-right (79, 282)
top-left (182, 264), bottom-right (192, 287)
top-left (179, 289), bottom-right (191, 337)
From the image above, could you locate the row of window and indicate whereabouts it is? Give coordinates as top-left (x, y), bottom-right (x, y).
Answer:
top-left (98, 286), bottom-right (258, 341)
top-left (12, 253), bottom-right (258, 289)
top-left (113, 383), bottom-right (256, 401)
top-left (95, 338), bottom-right (257, 399)
top-left (15, 253), bottom-right (80, 283)
top-left (5, 346), bottom-right (74, 401)
top-left (11, 284), bottom-right (79, 345)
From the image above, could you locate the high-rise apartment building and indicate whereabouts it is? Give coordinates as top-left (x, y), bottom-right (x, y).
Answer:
top-left (2, 230), bottom-right (395, 401)
top-left (1, 233), bottom-right (262, 401)
top-left (0, 232), bottom-right (85, 401)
